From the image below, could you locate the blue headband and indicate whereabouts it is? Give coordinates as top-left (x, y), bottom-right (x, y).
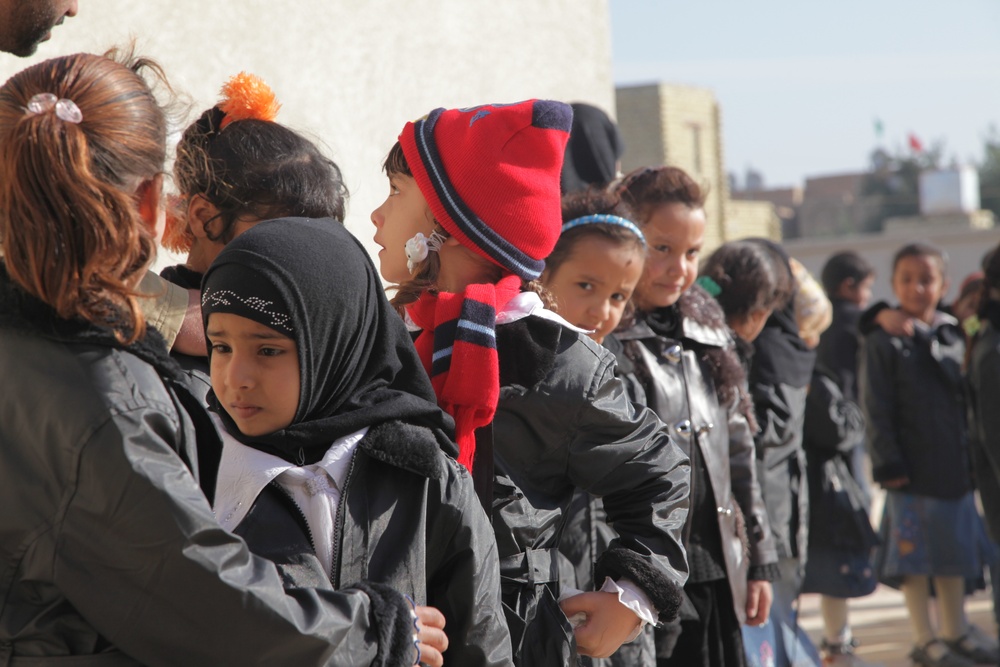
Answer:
top-left (560, 214), bottom-right (646, 245)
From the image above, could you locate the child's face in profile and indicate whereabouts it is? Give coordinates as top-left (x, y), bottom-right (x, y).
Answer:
top-left (634, 204), bottom-right (705, 310)
top-left (206, 312), bottom-right (300, 437)
top-left (543, 235), bottom-right (644, 344)
top-left (892, 255), bottom-right (946, 323)
top-left (371, 173), bottom-right (436, 284)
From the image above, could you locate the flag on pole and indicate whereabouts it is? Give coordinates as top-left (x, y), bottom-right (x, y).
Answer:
top-left (908, 132), bottom-right (923, 153)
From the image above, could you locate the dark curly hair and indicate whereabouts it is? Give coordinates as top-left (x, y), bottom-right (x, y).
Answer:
top-left (172, 108), bottom-right (347, 247)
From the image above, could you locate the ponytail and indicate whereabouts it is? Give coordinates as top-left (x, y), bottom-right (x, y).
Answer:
top-left (1, 110), bottom-right (154, 341)
top-left (0, 51), bottom-right (168, 343)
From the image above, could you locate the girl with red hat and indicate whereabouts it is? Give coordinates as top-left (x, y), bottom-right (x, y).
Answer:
top-left (371, 100), bottom-right (690, 665)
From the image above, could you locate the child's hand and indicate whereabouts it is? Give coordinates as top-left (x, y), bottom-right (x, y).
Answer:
top-left (875, 308), bottom-right (915, 337)
top-left (745, 580), bottom-right (772, 626)
top-left (414, 605), bottom-right (448, 667)
top-left (881, 476), bottom-right (910, 489)
top-left (559, 591), bottom-right (641, 658)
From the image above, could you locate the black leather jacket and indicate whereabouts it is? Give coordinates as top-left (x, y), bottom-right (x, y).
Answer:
top-left (0, 277), bottom-right (422, 667)
top-left (228, 421), bottom-right (513, 667)
top-left (615, 289), bottom-right (777, 623)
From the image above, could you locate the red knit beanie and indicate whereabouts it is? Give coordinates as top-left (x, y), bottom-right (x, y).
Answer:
top-left (398, 100), bottom-right (572, 280)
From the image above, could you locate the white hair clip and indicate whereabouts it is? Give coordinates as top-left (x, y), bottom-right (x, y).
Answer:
top-left (404, 230), bottom-right (447, 274)
top-left (26, 92), bottom-right (83, 124)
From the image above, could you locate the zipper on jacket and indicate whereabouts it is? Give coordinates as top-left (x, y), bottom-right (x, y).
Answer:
top-left (331, 452), bottom-right (358, 590)
top-left (269, 480), bottom-right (317, 555)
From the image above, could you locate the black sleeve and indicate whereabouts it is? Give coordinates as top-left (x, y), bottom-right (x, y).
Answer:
top-left (56, 408), bottom-right (415, 667)
top-left (569, 355), bottom-right (690, 623)
top-left (426, 460), bottom-right (513, 667)
top-left (859, 331), bottom-right (908, 483)
top-left (858, 301), bottom-right (891, 336)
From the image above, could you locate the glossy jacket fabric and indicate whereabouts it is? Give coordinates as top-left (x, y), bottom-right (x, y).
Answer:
top-left (614, 287), bottom-right (776, 623)
top-left (489, 316), bottom-right (690, 665)
top-left (230, 420), bottom-right (513, 667)
top-left (0, 277), bottom-right (420, 667)
top-left (860, 318), bottom-right (970, 499)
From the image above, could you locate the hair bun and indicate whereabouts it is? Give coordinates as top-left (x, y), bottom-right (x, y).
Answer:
top-left (218, 72), bottom-right (280, 129)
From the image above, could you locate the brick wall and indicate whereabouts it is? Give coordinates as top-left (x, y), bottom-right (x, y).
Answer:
top-left (616, 82), bottom-right (776, 250)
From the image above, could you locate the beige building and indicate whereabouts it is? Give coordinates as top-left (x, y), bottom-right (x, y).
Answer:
top-left (616, 82), bottom-right (779, 249)
top-left (0, 0), bottom-right (614, 265)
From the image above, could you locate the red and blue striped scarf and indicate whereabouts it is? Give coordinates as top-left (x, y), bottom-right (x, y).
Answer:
top-left (408, 274), bottom-right (521, 471)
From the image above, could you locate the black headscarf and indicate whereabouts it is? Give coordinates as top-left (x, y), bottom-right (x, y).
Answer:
top-left (746, 238), bottom-right (816, 388)
top-left (201, 217), bottom-right (455, 464)
top-left (560, 102), bottom-right (625, 194)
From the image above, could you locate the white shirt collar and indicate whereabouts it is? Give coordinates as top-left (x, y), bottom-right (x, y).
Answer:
top-left (404, 289), bottom-right (589, 334)
top-left (212, 412), bottom-right (368, 532)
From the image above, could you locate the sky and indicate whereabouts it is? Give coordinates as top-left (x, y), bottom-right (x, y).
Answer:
top-left (609, 0), bottom-right (1000, 189)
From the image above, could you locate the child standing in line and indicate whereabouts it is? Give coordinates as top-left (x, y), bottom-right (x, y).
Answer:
top-left (697, 240), bottom-right (794, 347)
top-left (543, 189), bottom-right (652, 667)
top-left (203, 217), bottom-right (511, 666)
top-left (371, 100), bottom-right (690, 665)
top-left (861, 242), bottom-right (990, 667)
top-left (741, 239), bottom-right (819, 667)
top-left (805, 251), bottom-right (882, 667)
top-left (158, 72), bottom-right (347, 398)
top-left (613, 167), bottom-right (779, 667)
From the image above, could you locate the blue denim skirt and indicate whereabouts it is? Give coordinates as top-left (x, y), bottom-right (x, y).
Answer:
top-left (877, 491), bottom-right (992, 585)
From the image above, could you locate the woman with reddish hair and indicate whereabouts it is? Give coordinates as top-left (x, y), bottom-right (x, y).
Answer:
top-left (0, 49), bottom-right (445, 667)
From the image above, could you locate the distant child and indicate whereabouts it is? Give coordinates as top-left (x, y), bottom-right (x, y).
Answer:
top-left (203, 217), bottom-right (512, 666)
top-left (371, 101), bottom-right (690, 665)
top-left (966, 244), bottom-right (1000, 637)
top-left (160, 72), bottom-right (346, 393)
top-left (861, 242), bottom-right (992, 666)
top-left (543, 189), bottom-right (650, 667)
top-left (817, 251), bottom-right (875, 405)
top-left (785, 258), bottom-right (880, 667)
top-left (614, 167), bottom-right (779, 667)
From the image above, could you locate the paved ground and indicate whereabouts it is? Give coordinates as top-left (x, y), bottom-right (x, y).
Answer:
top-left (797, 586), bottom-right (997, 667)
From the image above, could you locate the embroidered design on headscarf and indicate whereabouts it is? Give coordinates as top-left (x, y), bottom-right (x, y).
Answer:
top-left (202, 287), bottom-right (293, 334)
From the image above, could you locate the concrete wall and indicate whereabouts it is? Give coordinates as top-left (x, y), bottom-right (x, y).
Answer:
top-left (785, 224), bottom-right (1000, 305)
top-left (0, 0), bottom-right (613, 266)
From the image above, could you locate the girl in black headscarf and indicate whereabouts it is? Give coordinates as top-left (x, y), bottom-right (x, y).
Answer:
top-left (202, 217), bottom-right (512, 667)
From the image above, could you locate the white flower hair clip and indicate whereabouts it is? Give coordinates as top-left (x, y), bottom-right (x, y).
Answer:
top-left (404, 230), bottom-right (446, 274)
top-left (25, 92), bottom-right (82, 124)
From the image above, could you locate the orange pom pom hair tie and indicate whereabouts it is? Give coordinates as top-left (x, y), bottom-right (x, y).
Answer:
top-left (217, 72), bottom-right (281, 129)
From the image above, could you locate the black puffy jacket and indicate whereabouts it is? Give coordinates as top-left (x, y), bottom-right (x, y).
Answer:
top-left (489, 316), bottom-right (690, 665)
top-left (224, 420), bottom-right (513, 667)
top-left (860, 315), bottom-right (970, 499)
top-left (0, 275), bottom-right (421, 667)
